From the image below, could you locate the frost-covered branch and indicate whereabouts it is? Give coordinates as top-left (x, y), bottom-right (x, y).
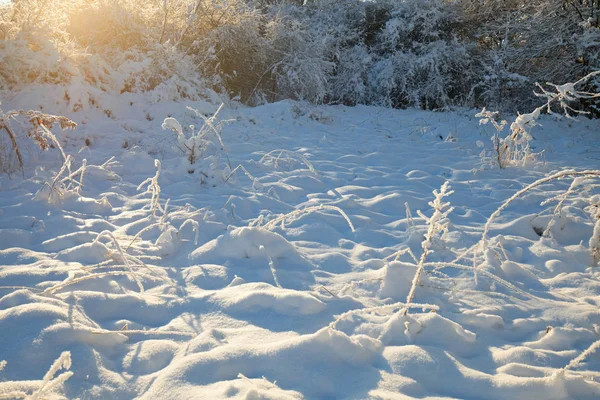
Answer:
top-left (405, 182), bottom-right (454, 313)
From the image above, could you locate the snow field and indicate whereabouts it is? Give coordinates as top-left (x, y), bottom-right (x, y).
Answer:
top-left (1, 92), bottom-right (600, 399)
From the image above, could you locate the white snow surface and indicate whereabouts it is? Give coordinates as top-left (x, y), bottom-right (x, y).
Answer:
top-left (1, 86), bottom-right (600, 399)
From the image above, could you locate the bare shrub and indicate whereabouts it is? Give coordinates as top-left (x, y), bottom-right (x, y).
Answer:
top-left (0, 103), bottom-right (76, 173)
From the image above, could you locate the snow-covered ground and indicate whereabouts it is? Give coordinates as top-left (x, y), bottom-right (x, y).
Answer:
top-left (1, 87), bottom-right (600, 399)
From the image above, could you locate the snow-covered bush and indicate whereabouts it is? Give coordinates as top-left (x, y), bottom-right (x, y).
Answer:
top-left (162, 104), bottom-right (232, 183)
top-left (458, 0), bottom-right (600, 113)
top-left (2, 0), bottom-right (600, 113)
top-left (300, 0), bottom-right (478, 109)
top-left (67, 0), bottom-right (152, 50)
top-left (587, 196), bottom-right (600, 265)
top-left (0, 0), bottom-right (208, 103)
top-left (328, 44), bottom-right (372, 106)
top-left (66, 0), bottom-right (208, 100)
top-left (477, 71), bottom-right (600, 168)
top-left (0, 0), bottom-right (78, 89)
top-left (185, 0), bottom-right (268, 103)
top-left (307, 0), bottom-right (371, 105)
top-left (0, 32), bottom-right (93, 90)
top-left (471, 50), bottom-right (531, 112)
top-left (115, 43), bottom-right (208, 101)
top-left (265, 9), bottom-right (333, 103)
top-left (4, 0), bottom-right (73, 38)
top-left (184, 1), bottom-right (332, 104)
top-left (368, 0), bottom-right (473, 109)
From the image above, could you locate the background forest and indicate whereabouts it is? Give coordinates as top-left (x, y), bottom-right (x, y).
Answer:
top-left (1, 0), bottom-right (599, 114)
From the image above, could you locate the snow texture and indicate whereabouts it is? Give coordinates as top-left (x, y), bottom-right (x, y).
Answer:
top-left (1, 86), bottom-right (600, 399)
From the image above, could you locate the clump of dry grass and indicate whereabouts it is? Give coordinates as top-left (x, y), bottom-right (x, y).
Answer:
top-left (0, 103), bottom-right (76, 173)
top-left (0, 351), bottom-right (73, 399)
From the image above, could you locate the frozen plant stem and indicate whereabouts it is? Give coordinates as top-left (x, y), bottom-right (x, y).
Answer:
top-left (541, 178), bottom-right (580, 237)
top-left (1, 124), bottom-right (23, 171)
top-left (405, 182), bottom-right (454, 314)
top-left (476, 108), bottom-right (507, 168)
top-left (260, 245), bottom-right (281, 288)
top-left (30, 352), bottom-right (73, 400)
top-left (476, 71), bottom-right (600, 169)
top-left (482, 171), bottom-right (600, 241)
top-left (137, 160), bottom-right (163, 217)
top-left (44, 271), bottom-right (140, 295)
top-left (261, 204), bottom-right (355, 232)
top-left (259, 149), bottom-right (316, 173)
top-left (126, 199), bottom-right (171, 251)
top-left (561, 339), bottom-right (600, 374)
top-left (590, 217), bottom-right (600, 265)
top-left (0, 351), bottom-right (75, 399)
top-left (405, 202), bottom-right (415, 231)
top-left (162, 104), bottom-right (233, 169)
top-left (224, 164), bottom-right (256, 184)
top-left (0, 104), bottom-right (76, 174)
top-left (95, 230), bottom-right (145, 294)
top-left (454, 170), bottom-right (600, 270)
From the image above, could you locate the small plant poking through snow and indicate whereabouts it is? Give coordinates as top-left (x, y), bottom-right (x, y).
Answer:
top-left (137, 159), bottom-right (163, 217)
top-left (586, 195), bottom-right (600, 265)
top-left (259, 149), bottom-right (316, 173)
top-left (223, 164), bottom-right (264, 192)
top-left (476, 108), bottom-right (508, 168)
top-left (126, 199), bottom-right (201, 251)
top-left (33, 156), bottom-right (88, 205)
top-left (0, 351), bottom-right (73, 399)
top-left (94, 230), bottom-right (146, 294)
top-left (590, 214), bottom-right (600, 265)
top-left (162, 103), bottom-right (233, 172)
top-left (476, 106), bottom-right (537, 168)
top-left (43, 227), bottom-right (175, 296)
top-left (450, 170), bottom-right (600, 277)
top-left (405, 182), bottom-right (454, 314)
top-left (0, 102), bottom-right (76, 172)
top-left (330, 302), bottom-right (440, 331)
top-left (477, 71), bottom-right (600, 168)
top-left (33, 156), bottom-right (75, 205)
top-left (539, 177), bottom-right (583, 238)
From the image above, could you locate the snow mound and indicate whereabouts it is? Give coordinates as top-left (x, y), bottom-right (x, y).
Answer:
top-left (142, 327), bottom-right (383, 399)
top-left (55, 241), bottom-right (109, 264)
top-left (210, 283), bottom-right (326, 315)
top-left (379, 312), bottom-right (477, 357)
top-left (191, 227), bottom-right (301, 261)
top-left (190, 227), bottom-right (315, 289)
top-left (379, 261), bottom-right (419, 300)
